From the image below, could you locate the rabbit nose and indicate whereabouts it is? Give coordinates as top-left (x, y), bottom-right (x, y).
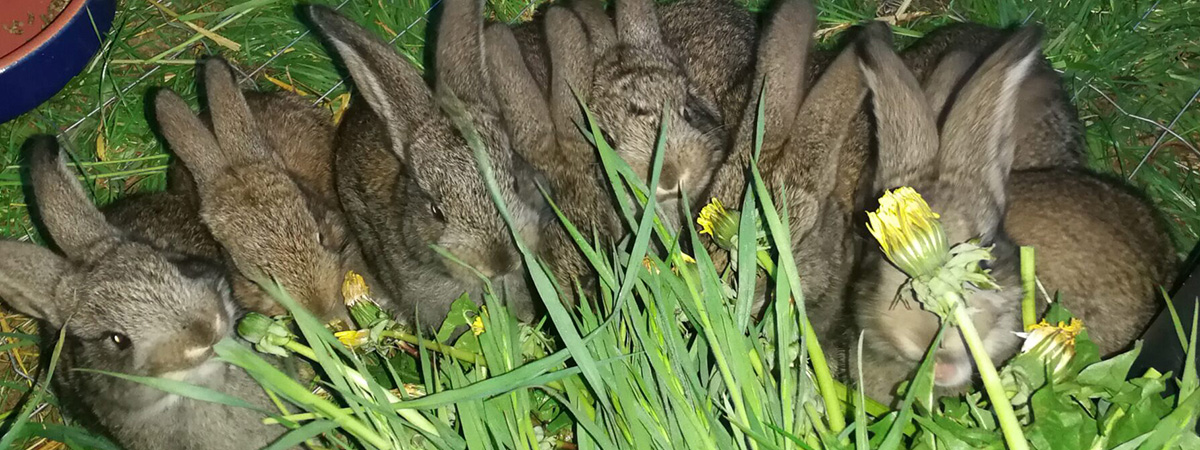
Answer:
top-left (656, 164), bottom-right (684, 199)
top-left (479, 246), bottom-right (520, 278)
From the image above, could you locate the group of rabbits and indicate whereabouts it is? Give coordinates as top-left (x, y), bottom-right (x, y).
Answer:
top-left (0, 0), bottom-right (1179, 448)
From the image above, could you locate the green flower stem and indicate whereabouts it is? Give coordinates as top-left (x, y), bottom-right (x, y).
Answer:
top-left (755, 250), bottom-right (847, 433)
top-left (1020, 247), bottom-right (1037, 331)
top-left (947, 294), bottom-right (1028, 450)
top-left (378, 330), bottom-right (488, 366)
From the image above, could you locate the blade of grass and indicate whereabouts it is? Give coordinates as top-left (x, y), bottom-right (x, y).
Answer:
top-left (0, 325), bottom-right (67, 449)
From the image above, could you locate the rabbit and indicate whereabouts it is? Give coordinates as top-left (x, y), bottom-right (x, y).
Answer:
top-left (0, 136), bottom-right (285, 450)
top-left (698, 0), bottom-right (873, 356)
top-left (485, 0), bottom-right (758, 295)
top-left (1003, 169), bottom-right (1175, 354)
top-left (306, 1), bottom-right (544, 329)
top-left (850, 25), bottom-right (1040, 404)
top-left (147, 57), bottom-right (355, 323)
top-left (500, 0), bottom-right (758, 227)
top-left (918, 45), bottom-right (1175, 356)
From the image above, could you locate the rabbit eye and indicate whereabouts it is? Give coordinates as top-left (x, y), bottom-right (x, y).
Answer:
top-left (106, 332), bottom-right (132, 350)
top-left (429, 203), bottom-right (446, 222)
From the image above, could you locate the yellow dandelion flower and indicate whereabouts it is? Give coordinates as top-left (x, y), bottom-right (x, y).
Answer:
top-left (1020, 318), bottom-right (1083, 379)
top-left (866, 187), bottom-right (949, 279)
top-left (343, 271), bottom-right (388, 328)
top-left (471, 316), bottom-right (486, 336)
top-left (335, 329), bottom-right (370, 348)
top-left (342, 271), bottom-right (370, 306)
top-left (697, 197), bottom-right (742, 250)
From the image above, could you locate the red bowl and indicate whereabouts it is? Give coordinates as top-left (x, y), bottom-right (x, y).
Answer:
top-left (0, 0), bottom-right (117, 124)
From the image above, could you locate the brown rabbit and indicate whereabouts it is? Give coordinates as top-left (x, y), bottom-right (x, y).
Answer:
top-left (499, 0), bottom-right (757, 226)
top-left (851, 23), bottom-right (1173, 404)
top-left (851, 25), bottom-right (1040, 403)
top-left (1004, 170), bottom-right (1175, 354)
top-left (700, 0), bottom-right (874, 356)
top-left (486, 0), bottom-right (758, 295)
top-left (0, 136), bottom-right (285, 450)
top-left (306, 1), bottom-right (544, 329)
top-left (918, 44), bottom-right (1176, 356)
top-left (151, 58), bottom-right (349, 321)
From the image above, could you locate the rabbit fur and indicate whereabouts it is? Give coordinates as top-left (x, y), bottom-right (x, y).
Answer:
top-left (307, 1), bottom-right (544, 329)
top-left (850, 24), bottom-right (1174, 404)
top-left (500, 0), bottom-right (758, 220)
top-left (484, 0), bottom-right (758, 301)
top-left (146, 58), bottom-right (360, 322)
top-left (698, 0), bottom-right (874, 355)
top-left (0, 136), bottom-right (285, 450)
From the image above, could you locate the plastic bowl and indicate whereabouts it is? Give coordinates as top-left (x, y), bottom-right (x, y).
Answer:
top-left (0, 0), bottom-right (117, 125)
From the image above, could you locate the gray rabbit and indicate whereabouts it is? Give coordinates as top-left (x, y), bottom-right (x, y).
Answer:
top-left (485, 0), bottom-right (758, 296)
top-left (306, 1), bottom-right (543, 328)
top-left (0, 136), bottom-right (285, 450)
top-left (131, 58), bottom-right (362, 322)
top-left (693, 0), bottom-right (877, 358)
top-left (851, 24), bottom-right (1174, 404)
top-left (850, 25), bottom-right (1038, 403)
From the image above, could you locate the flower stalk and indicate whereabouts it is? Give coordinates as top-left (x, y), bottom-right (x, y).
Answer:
top-left (866, 187), bottom-right (1028, 450)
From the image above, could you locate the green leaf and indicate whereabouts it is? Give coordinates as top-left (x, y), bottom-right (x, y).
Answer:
top-left (1077, 341), bottom-right (1142, 394)
top-left (437, 293), bottom-right (479, 343)
top-left (76, 367), bottom-right (267, 412)
top-left (878, 324), bottom-right (947, 450)
top-left (262, 420), bottom-right (340, 450)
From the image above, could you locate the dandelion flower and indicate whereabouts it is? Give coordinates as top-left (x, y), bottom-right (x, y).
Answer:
top-left (697, 197), bottom-right (741, 250)
top-left (866, 187), bottom-right (950, 279)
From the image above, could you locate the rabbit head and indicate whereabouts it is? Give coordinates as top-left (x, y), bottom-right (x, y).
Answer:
top-left (307, 1), bottom-right (542, 327)
top-left (569, 0), bottom-right (726, 211)
top-left (851, 25), bottom-right (1045, 402)
top-left (0, 137), bottom-right (279, 450)
top-left (154, 58), bottom-right (345, 322)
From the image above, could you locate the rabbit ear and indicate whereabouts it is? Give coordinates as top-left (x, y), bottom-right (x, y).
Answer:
top-left (154, 89), bottom-right (226, 187)
top-left (435, 0), bottom-right (495, 110)
top-left (922, 50), bottom-right (977, 121)
top-left (546, 6), bottom-right (594, 143)
top-left (306, 5), bottom-right (434, 154)
top-left (614, 0), bottom-right (666, 53)
top-left (744, 0), bottom-right (817, 154)
top-left (771, 25), bottom-right (869, 202)
top-left (856, 21), bottom-right (939, 193)
top-left (0, 241), bottom-right (73, 326)
top-left (937, 26), bottom-right (1043, 241)
top-left (570, 0), bottom-right (616, 57)
top-left (485, 23), bottom-right (555, 167)
top-left (201, 58), bottom-right (276, 166)
top-left (24, 136), bottom-right (123, 259)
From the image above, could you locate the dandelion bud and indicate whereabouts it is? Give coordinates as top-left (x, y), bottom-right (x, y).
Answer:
top-left (237, 312), bottom-right (293, 357)
top-left (343, 271), bottom-right (388, 329)
top-left (697, 198), bottom-right (742, 251)
top-left (1020, 318), bottom-right (1082, 382)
